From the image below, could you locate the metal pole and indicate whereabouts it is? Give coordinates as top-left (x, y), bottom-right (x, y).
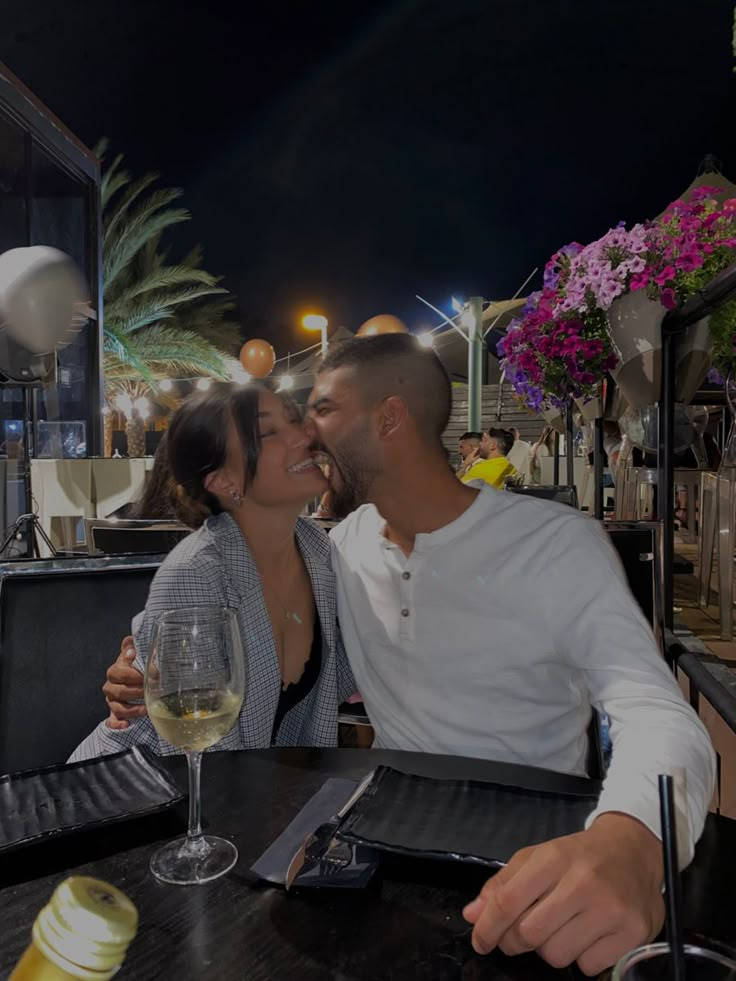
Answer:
top-left (553, 431), bottom-right (560, 484)
top-left (467, 297), bottom-right (484, 432)
top-left (565, 404), bottom-right (575, 488)
top-left (659, 322), bottom-right (676, 632)
top-left (594, 417), bottom-right (605, 519)
top-left (321, 327), bottom-right (328, 358)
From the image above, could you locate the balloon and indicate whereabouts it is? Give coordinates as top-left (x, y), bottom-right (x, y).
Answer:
top-left (0, 247), bottom-right (88, 354)
top-left (356, 314), bottom-right (408, 338)
top-left (239, 339), bottom-right (275, 378)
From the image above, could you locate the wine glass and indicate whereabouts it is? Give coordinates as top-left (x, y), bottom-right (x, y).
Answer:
top-left (144, 605), bottom-right (245, 885)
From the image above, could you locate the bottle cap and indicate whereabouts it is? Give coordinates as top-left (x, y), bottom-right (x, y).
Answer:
top-left (33, 877), bottom-right (138, 980)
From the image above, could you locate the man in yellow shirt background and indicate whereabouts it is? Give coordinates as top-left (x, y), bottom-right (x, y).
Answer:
top-left (461, 427), bottom-right (519, 489)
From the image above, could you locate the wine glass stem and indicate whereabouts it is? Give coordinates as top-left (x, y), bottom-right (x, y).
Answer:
top-left (185, 751), bottom-right (205, 851)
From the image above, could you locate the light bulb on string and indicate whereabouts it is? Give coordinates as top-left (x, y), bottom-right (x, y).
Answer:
top-left (196, 378), bottom-right (212, 391)
top-left (417, 333), bottom-right (434, 348)
top-left (160, 379), bottom-right (173, 392)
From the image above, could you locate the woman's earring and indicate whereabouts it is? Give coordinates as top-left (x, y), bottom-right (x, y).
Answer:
top-left (231, 490), bottom-right (244, 506)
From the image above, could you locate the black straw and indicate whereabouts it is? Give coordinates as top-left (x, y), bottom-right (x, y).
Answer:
top-left (658, 774), bottom-right (687, 981)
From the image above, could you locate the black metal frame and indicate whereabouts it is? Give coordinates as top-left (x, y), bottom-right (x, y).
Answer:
top-left (658, 263), bottom-right (736, 629)
top-left (0, 62), bottom-right (103, 457)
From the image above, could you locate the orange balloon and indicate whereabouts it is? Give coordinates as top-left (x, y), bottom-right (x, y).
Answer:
top-left (239, 339), bottom-right (275, 378)
top-left (356, 314), bottom-right (408, 337)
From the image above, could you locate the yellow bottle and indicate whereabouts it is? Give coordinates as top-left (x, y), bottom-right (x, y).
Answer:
top-left (10, 876), bottom-right (138, 980)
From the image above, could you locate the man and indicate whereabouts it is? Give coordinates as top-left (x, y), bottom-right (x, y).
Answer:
top-left (461, 426), bottom-right (518, 488)
top-left (506, 426), bottom-right (533, 478)
top-left (456, 430), bottom-right (482, 478)
top-left (105, 335), bottom-right (714, 976)
top-left (303, 335), bottom-right (713, 975)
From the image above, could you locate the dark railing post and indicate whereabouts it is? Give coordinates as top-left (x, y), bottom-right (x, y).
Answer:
top-left (565, 404), bottom-right (575, 488)
top-left (594, 416), bottom-right (605, 520)
top-left (659, 320), bottom-right (676, 632)
top-left (553, 431), bottom-right (560, 484)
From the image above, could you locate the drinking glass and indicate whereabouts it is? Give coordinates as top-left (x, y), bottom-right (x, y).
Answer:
top-left (612, 942), bottom-right (736, 979)
top-left (144, 605), bottom-right (245, 885)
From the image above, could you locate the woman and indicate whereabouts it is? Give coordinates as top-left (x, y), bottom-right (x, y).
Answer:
top-left (529, 426), bottom-right (555, 485)
top-left (70, 382), bottom-right (355, 760)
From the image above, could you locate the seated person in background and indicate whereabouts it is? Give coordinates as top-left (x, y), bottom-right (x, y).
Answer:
top-left (461, 427), bottom-right (518, 488)
top-left (455, 430), bottom-right (482, 477)
top-left (70, 381), bottom-right (355, 761)
top-left (506, 426), bottom-right (533, 477)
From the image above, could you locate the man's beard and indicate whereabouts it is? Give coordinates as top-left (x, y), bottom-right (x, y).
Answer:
top-left (329, 448), bottom-right (375, 518)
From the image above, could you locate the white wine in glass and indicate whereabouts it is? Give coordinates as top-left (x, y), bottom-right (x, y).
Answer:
top-left (145, 606), bottom-right (245, 885)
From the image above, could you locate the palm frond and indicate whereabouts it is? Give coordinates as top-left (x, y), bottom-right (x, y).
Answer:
top-left (103, 172), bottom-right (160, 241)
top-left (111, 324), bottom-right (230, 377)
top-left (122, 265), bottom-right (221, 302)
top-left (101, 160), bottom-right (130, 210)
top-left (105, 304), bottom-right (175, 336)
top-left (104, 197), bottom-right (189, 291)
top-left (103, 334), bottom-right (159, 390)
top-left (181, 244), bottom-right (204, 269)
top-left (189, 320), bottom-right (242, 354)
top-left (100, 143), bottom-right (240, 392)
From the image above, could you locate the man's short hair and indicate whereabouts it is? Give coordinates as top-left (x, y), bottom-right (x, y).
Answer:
top-left (319, 334), bottom-right (452, 443)
top-left (488, 427), bottom-right (514, 457)
top-left (460, 431), bottom-right (482, 442)
top-left (510, 427), bottom-right (520, 439)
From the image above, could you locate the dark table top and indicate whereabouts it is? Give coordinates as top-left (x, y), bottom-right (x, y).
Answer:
top-left (1, 748), bottom-right (735, 981)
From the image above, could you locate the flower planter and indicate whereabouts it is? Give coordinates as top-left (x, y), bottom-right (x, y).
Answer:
top-left (542, 407), bottom-right (566, 434)
top-left (675, 315), bottom-right (712, 405)
top-left (607, 292), bottom-right (665, 410)
top-left (574, 387), bottom-right (603, 422)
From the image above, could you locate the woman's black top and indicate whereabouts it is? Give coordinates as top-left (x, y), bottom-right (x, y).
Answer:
top-left (271, 611), bottom-right (322, 744)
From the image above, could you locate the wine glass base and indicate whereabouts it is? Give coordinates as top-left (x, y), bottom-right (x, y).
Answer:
top-left (150, 835), bottom-right (238, 885)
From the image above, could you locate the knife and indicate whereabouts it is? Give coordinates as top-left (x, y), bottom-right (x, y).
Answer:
top-left (285, 770), bottom-right (375, 890)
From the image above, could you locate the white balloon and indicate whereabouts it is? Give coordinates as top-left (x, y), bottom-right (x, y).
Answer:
top-left (0, 246), bottom-right (88, 354)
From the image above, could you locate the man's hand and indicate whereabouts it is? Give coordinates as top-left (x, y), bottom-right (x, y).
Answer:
top-left (462, 813), bottom-right (664, 977)
top-left (103, 635), bottom-right (147, 730)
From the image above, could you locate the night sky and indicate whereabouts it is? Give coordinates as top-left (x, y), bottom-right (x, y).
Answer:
top-left (3, 0), bottom-right (736, 352)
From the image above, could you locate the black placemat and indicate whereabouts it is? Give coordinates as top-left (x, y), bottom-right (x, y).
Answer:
top-left (0, 747), bottom-right (185, 853)
top-left (338, 766), bottom-right (599, 867)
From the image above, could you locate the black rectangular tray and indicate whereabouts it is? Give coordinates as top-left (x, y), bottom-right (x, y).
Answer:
top-left (0, 747), bottom-right (185, 854)
top-left (337, 766), bottom-right (599, 868)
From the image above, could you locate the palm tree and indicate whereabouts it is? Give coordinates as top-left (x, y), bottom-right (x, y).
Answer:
top-left (98, 139), bottom-right (240, 401)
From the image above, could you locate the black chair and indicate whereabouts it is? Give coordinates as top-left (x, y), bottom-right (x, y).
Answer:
top-left (85, 519), bottom-right (191, 556)
top-left (605, 521), bottom-right (661, 635)
top-left (0, 557), bottom-right (161, 774)
top-left (506, 484), bottom-right (579, 509)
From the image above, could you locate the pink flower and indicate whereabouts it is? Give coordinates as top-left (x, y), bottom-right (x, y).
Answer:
top-left (653, 265), bottom-right (676, 287)
top-left (660, 288), bottom-right (677, 310)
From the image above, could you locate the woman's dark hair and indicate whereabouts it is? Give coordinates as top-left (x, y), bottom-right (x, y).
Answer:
top-left (126, 435), bottom-right (175, 521)
top-left (166, 380), bottom-right (275, 524)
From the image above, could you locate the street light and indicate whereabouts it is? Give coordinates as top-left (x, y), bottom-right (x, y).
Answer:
top-left (301, 313), bottom-right (328, 357)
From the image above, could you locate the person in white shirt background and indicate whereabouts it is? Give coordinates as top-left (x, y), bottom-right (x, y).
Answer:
top-left (506, 425), bottom-right (533, 478)
top-left (304, 334), bottom-right (714, 977)
top-left (104, 334), bottom-right (715, 976)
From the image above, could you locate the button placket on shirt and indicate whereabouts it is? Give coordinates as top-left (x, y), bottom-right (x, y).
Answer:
top-left (398, 565), bottom-right (415, 641)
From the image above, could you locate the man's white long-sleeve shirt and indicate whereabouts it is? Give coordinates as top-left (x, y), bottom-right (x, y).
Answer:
top-left (330, 486), bottom-right (715, 864)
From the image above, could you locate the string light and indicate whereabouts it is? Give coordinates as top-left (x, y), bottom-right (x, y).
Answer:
top-left (417, 333), bottom-right (434, 348)
top-left (196, 378), bottom-right (212, 391)
top-left (160, 379), bottom-right (173, 392)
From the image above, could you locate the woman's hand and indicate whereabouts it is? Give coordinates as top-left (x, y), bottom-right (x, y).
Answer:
top-left (103, 635), bottom-right (147, 729)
